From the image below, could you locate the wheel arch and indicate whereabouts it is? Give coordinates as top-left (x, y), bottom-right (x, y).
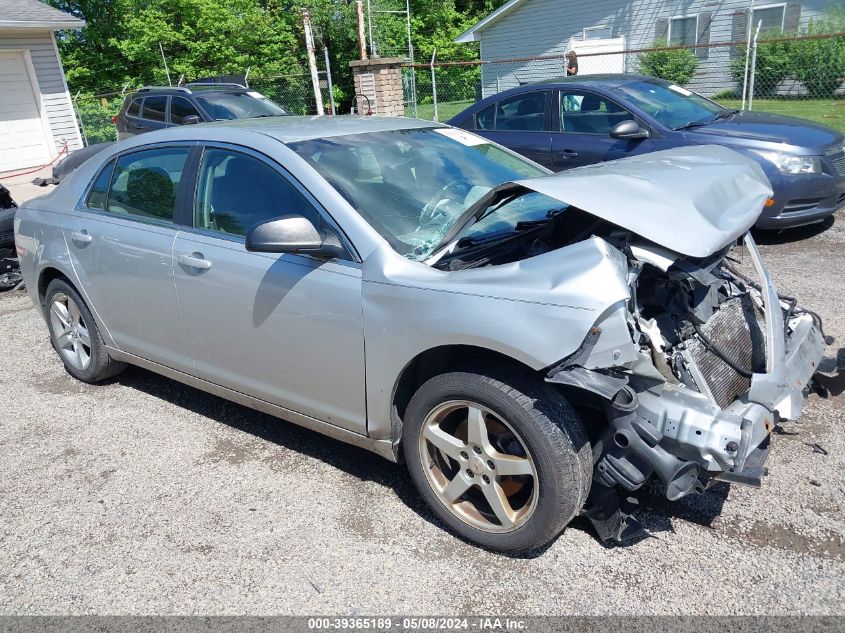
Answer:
top-left (390, 344), bottom-right (541, 448)
top-left (37, 266), bottom-right (73, 307)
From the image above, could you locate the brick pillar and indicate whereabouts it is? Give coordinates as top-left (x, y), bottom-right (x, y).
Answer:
top-left (348, 57), bottom-right (405, 117)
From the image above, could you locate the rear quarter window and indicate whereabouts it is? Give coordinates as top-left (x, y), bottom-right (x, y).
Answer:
top-left (127, 99), bottom-right (141, 117)
top-left (85, 159), bottom-right (116, 210)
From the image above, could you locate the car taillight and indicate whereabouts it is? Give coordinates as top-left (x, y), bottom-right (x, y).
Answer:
top-left (113, 116), bottom-right (118, 125)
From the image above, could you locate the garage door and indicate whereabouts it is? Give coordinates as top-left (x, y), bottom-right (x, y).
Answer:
top-left (0, 51), bottom-right (53, 173)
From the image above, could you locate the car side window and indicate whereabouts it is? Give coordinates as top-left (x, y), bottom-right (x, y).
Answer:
top-left (104, 147), bottom-right (190, 223)
top-left (560, 91), bottom-right (634, 135)
top-left (85, 159), bottom-right (116, 210)
top-left (194, 148), bottom-right (321, 237)
top-left (127, 99), bottom-right (142, 117)
top-left (170, 97), bottom-right (201, 124)
top-left (141, 96), bottom-right (167, 122)
top-left (493, 92), bottom-right (546, 131)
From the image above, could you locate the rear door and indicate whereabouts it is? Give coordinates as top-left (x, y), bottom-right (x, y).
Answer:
top-left (172, 144), bottom-right (367, 433)
top-left (63, 144), bottom-right (195, 372)
top-left (471, 91), bottom-right (553, 168)
top-left (551, 89), bottom-right (653, 170)
top-left (134, 95), bottom-right (170, 136)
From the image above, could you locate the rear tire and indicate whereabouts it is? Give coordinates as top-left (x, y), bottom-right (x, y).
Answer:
top-left (44, 279), bottom-right (126, 383)
top-left (403, 364), bottom-right (592, 553)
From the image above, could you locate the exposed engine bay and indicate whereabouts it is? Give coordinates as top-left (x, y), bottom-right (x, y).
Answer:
top-left (430, 202), bottom-right (843, 542)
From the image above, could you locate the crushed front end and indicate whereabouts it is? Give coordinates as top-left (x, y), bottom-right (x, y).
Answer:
top-left (547, 232), bottom-right (840, 542)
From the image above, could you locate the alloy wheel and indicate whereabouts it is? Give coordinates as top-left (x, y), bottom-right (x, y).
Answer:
top-left (418, 400), bottom-right (538, 533)
top-left (49, 292), bottom-right (92, 371)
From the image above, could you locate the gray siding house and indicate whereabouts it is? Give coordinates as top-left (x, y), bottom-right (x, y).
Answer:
top-left (456, 0), bottom-right (842, 97)
top-left (0, 0), bottom-right (84, 172)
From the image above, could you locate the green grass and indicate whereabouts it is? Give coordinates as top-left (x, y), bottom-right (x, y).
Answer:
top-left (405, 99), bottom-right (474, 122)
top-left (701, 98), bottom-right (843, 133)
top-left (409, 97), bottom-right (845, 133)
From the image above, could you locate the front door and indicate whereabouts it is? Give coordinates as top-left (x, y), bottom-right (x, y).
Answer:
top-left (63, 145), bottom-right (195, 372)
top-left (172, 146), bottom-right (367, 433)
top-left (552, 90), bottom-right (653, 170)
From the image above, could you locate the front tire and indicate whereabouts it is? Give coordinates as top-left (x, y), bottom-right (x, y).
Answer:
top-left (45, 279), bottom-right (126, 383)
top-left (403, 366), bottom-right (592, 553)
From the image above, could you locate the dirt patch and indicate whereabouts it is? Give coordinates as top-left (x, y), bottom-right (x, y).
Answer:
top-left (201, 436), bottom-right (263, 467)
top-left (721, 519), bottom-right (845, 561)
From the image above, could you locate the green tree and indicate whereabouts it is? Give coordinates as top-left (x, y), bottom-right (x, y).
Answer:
top-left (638, 40), bottom-right (698, 86)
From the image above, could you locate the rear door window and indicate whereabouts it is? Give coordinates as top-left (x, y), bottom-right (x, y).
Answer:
top-left (141, 96), bottom-right (167, 122)
top-left (170, 97), bottom-right (202, 124)
top-left (494, 92), bottom-right (547, 131)
top-left (104, 147), bottom-right (190, 223)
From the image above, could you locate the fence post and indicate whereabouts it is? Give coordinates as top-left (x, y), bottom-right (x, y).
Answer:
top-left (748, 21), bottom-right (762, 111)
top-left (71, 91), bottom-right (89, 147)
top-left (323, 46), bottom-right (336, 115)
top-left (430, 49), bottom-right (438, 122)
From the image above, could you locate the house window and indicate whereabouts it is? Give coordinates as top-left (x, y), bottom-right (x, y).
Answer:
top-left (752, 4), bottom-right (786, 33)
top-left (669, 15), bottom-right (698, 46)
top-left (583, 25), bottom-right (613, 40)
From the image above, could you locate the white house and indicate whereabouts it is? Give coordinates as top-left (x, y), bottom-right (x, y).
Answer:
top-left (456, 0), bottom-right (838, 97)
top-left (0, 0), bottom-right (84, 173)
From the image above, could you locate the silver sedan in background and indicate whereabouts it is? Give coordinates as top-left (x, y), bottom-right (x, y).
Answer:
top-left (13, 117), bottom-right (838, 552)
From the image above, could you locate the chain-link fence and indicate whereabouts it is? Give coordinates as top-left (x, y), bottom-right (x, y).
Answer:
top-left (71, 73), bottom-right (320, 148)
top-left (406, 33), bottom-right (845, 133)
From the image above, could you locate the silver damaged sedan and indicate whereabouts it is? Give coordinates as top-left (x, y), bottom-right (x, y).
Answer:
top-left (15, 117), bottom-right (841, 552)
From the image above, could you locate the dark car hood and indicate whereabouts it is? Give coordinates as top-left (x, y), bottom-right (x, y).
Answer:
top-left (683, 111), bottom-right (841, 153)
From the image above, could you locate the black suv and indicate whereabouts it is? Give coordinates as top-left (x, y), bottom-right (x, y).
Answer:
top-left (115, 83), bottom-right (288, 140)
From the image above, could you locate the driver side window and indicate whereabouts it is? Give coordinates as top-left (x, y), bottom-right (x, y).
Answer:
top-left (559, 91), bottom-right (634, 135)
top-left (194, 148), bottom-right (320, 237)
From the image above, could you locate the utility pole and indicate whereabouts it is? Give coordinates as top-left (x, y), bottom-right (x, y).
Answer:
top-left (355, 0), bottom-right (368, 60)
top-left (158, 42), bottom-right (172, 86)
top-left (301, 9), bottom-right (324, 116)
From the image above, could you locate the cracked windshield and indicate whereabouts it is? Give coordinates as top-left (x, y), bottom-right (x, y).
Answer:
top-left (289, 127), bottom-right (547, 260)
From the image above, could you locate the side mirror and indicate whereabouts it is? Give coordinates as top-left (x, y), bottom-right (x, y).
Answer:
top-left (610, 119), bottom-right (650, 140)
top-left (245, 214), bottom-right (345, 259)
top-left (182, 115), bottom-right (202, 125)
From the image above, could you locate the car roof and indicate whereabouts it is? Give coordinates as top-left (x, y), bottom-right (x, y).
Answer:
top-left (196, 115), bottom-right (445, 143)
top-left (129, 83), bottom-right (250, 98)
top-left (532, 73), bottom-right (663, 88)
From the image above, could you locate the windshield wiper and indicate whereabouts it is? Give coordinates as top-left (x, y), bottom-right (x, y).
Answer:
top-left (710, 108), bottom-right (739, 123)
top-left (673, 119), bottom-right (709, 131)
top-left (427, 183), bottom-right (526, 255)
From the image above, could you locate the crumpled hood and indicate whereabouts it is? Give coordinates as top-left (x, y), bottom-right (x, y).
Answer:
top-left (512, 145), bottom-right (773, 258)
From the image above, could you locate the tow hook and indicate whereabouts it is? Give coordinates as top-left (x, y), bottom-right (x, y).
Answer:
top-left (812, 348), bottom-right (845, 397)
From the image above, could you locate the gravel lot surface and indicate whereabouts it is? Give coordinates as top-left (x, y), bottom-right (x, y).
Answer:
top-left (0, 214), bottom-right (843, 615)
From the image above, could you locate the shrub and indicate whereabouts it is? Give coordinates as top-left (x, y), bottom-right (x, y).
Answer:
top-left (730, 36), bottom-right (792, 97)
top-left (793, 9), bottom-right (845, 97)
top-left (637, 40), bottom-right (698, 86)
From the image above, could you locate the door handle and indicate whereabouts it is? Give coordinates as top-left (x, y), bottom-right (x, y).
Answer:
top-left (178, 253), bottom-right (213, 270)
top-left (70, 230), bottom-right (92, 245)
top-left (558, 149), bottom-right (579, 158)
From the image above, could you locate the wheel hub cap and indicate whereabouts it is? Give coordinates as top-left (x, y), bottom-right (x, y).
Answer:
top-left (419, 400), bottom-right (538, 534)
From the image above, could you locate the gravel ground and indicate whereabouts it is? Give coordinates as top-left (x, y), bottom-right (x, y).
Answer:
top-left (0, 215), bottom-right (843, 615)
